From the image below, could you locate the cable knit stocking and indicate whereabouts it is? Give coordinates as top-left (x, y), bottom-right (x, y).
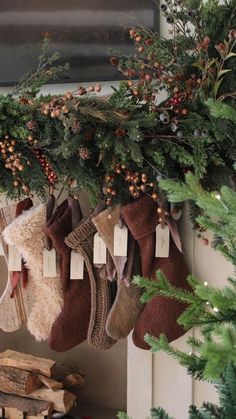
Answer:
top-left (3, 204), bottom-right (63, 341)
top-left (66, 213), bottom-right (116, 351)
top-left (92, 206), bottom-right (143, 340)
top-left (121, 195), bottom-right (190, 350)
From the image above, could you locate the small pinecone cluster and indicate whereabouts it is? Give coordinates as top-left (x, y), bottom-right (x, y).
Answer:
top-left (71, 120), bottom-right (82, 134)
top-left (26, 120), bottom-right (38, 131)
top-left (79, 147), bottom-right (91, 161)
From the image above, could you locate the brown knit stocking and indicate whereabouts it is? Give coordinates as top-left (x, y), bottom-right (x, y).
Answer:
top-left (45, 199), bottom-right (91, 352)
top-left (121, 195), bottom-right (190, 350)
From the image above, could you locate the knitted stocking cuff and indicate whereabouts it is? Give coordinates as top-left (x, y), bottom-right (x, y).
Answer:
top-left (121, 195), bottom-right (158, 240)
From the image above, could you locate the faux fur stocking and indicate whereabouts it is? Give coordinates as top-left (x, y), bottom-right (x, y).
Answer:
top-left (92, 206), bottom-right (143, 340)
top-left (3, 204), bottom-right (63, 341)
top-left (121, 195), bottom-right (190, 350)
top-left (45, 199), bottom-right (91, 352)
top-left (0, 200), bottom-right (34, 332)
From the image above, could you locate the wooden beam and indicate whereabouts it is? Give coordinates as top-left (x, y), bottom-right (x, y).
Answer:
top-left (0, 367), bottom-right (42, 395)
top-left (0, 391), bottom-right (52, 416)
top-left (0, 350), bottom-right (55, 378)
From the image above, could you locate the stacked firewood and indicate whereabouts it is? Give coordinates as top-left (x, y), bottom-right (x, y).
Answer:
top-left (0, 350), bottom-right (84, 418)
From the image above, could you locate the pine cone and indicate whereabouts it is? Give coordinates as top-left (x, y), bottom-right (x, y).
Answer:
top-left (115, 127), bottom-right (126, 138)
top-left (79, 147), bottom-right (91, 161)
top-left (71, 120), bottom-right (82, 134)
top-left (26, 120), bottom-right (38, 131)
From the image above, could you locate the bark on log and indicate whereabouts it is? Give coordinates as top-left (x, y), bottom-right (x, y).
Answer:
top-left (0, 366), bottom-right (42, 395)
top-left (21, 387), bottom-right (77, 413)
top-left (0, 350), bottom-right (55, 377)
top-left (0, 391), bottom-right (52, 416)
top-left (63, 373), bottom-right (85, 388)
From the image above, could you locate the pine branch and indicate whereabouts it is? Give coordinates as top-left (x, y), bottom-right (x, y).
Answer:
top-left (206, 99), bottom-right (236, 122)
top-left (150, 407), bottom-right (174, 419)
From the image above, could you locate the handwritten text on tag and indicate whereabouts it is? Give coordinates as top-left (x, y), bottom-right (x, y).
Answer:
top-left (93, 233), bottom-right (107, 264)
top-left (70, 250), bottom-right (84, 280)
top-left (113, 224), bottom-right (128, 257)
top-left (155, 224), bottom-right (170, 258)
top-left (43, 248), bottom-right (57, 278)
top-left (8, 246), bottom-right (22, 271)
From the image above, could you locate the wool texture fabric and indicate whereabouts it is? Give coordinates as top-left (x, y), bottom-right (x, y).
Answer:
top-left (92, 206), bottom-right (143, 340)
top-left (45, 199), bottom-right (91, 352)
top-left (3, 204), bottom-right (63, 341)
top-left (121, 195), bottom-right (190, 350)
top-left (0, 200), bottom-right (34, 332)
top-left (65, 213), bottom-right (116, 351)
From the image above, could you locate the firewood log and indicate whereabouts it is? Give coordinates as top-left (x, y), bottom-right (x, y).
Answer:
top-left (0, 366), bottom-right (42, 395)
top-left (0, 350), bottom-right (55, 377)
top-left (0, 391), bottom-right (52, 417)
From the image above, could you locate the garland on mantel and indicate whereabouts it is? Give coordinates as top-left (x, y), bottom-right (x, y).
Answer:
top-left (0, 0), bottom-right (235, 219)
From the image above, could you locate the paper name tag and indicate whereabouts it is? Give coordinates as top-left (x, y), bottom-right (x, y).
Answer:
top-left (8, 246), bottom-right (22, 271)
top-left (43, 248), bottom-right (57, 278)
top-left (155, 224), bottom-right (170, 258)
top-left (70, 250), bottom-right (84, 280)
top-left (0, 244), bottom-right (4, 256)
top-left (113, 224), bottom-right (128, 257)
top-left (93, 233), bottom-right (107, 264)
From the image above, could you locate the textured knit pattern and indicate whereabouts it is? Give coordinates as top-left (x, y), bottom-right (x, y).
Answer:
top-left (121, 195), bottom-right (190, 350)
top-left (65, 213), bottom-right (116, 351)
top-left (45, 199), bottom-right (91, 353)
top-left (3, 204), bottom-right (63, 341)
top-left (92, 206), bottom-right (143, 340)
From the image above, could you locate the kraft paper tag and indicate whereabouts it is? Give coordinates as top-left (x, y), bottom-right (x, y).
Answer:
top-left (8, 246), bottom-right (22, 271)
top-left (0, 244), bottom-right (4, 256)
top-left (70, 250), bottom-right (84, 280)
top-left (113, 224), bottom-right (128, 257)
top-left (43, 248), bottom-right (57, 278)
top-left (93, 233), bottom-right (107, 264)
top-left (155, 224), bottom-right (170, 258)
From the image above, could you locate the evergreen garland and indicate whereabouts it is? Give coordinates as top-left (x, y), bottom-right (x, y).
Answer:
top-left (0, 0), bottom-right (234, 213)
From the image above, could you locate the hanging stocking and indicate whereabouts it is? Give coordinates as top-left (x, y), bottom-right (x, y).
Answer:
top-left (65, 213), bottom-right (116, 351)
top-left (0, 199), bottom-right (35, 332)
top-left (3, 204), bottom-right (63, 341)
top-left (45, 199), bottom-right (91, 352)
top-left (121, 195), bottom-right (190, 350)
top-left (92, 206), bottom-right (143, 340)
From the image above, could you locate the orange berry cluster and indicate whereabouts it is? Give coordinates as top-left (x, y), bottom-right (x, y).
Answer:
top-left (104, 163), bottom-right (159, 206)
top-left (0, 135), bottom-right (30, 192)
top-left (41, 85), bottom-right (102, 119)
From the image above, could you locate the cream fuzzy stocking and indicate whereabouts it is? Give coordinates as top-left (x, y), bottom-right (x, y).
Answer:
top-left (0, 201), bottom-right (35, 332)
top-left (3, 204), bottom-right (63, 341)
